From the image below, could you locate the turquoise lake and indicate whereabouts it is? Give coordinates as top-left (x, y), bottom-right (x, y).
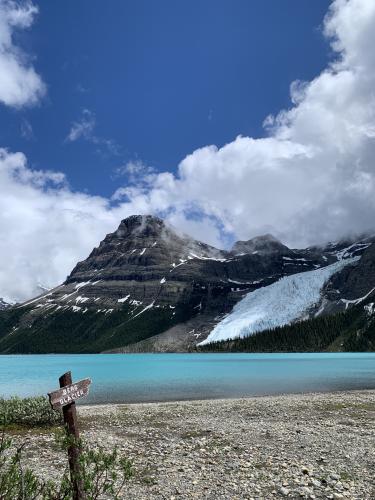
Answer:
top-left (1, 353), bottom-right (375, 404)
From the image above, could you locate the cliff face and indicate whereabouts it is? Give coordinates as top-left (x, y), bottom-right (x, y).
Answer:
top-left (326, 242), bottom-right (375, 300)
top-left (0, 215), bottom-right (374, 353)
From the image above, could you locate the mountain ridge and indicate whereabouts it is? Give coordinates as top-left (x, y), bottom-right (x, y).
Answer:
top-left (0, 214), bottom-right (374, 353)
top-left (231, 234), bottom-right (289, 256)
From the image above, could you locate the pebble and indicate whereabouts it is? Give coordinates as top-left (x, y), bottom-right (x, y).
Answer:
top-left (7, 390), bottom-right (375, 499)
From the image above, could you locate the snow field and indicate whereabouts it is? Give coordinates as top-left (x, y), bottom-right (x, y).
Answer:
top-left (199, 257), bottom-right (359, 345)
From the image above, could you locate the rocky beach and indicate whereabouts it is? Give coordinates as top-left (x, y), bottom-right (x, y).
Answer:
top-left (10, 390), bottom-right (375, 499)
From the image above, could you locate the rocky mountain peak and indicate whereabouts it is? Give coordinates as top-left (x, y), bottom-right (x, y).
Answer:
top-left (66, 214), bottom-right (227, 283)
top-left (231, 233), bottom-right (289, 255)
top-left (105, 214), bottom-right (189, 251)
top-left (115, 215), bottom-right (166, 239)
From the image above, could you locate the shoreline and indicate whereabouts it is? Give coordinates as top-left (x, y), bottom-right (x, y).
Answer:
top-left (77, 387), bottom-right (375, 406)
top-left (10, 389), bottom-right (375, 499)
top-left (1, 351), bottom-right (374, 355)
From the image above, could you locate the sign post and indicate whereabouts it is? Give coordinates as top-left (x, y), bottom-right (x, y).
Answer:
top-left (48, 371), bottom-right (91, 500)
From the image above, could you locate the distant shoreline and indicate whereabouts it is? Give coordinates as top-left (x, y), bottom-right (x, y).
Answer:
top-left (4, 387), bottom-right (375, 406)
top-left (0, 350), bottom-right (373, 355)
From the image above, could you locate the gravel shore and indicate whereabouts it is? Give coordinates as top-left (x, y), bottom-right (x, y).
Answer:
top-left (12, 390), bottom-right (375, 499)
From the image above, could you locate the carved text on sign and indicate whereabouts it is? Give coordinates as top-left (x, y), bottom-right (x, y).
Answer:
top-left (48, 378), bottom-right (91, 409)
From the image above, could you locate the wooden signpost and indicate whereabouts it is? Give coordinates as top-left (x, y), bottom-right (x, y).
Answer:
top-left (48, 371), bottom-right (91, 500)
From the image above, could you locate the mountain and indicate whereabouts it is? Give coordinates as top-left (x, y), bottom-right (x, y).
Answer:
top-left (198, 257), bottom-right (359, 345)
top-left (231, 234), bottom-right (290, 256)
top-left (0, 214), bottom-right (374, 353)
top-left (324, 239), bottom-right (375, 306)
top-left (0, 298), bottom-right (11, 311)
top-left (0, 283), bottom-right (49, 309)
top-left (200, 238), bottom-right (375, 352)
top-left (198, 303), bottom-right (375, 353)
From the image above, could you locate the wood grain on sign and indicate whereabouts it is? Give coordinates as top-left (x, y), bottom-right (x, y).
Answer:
top-left (48, 378), bottom-right (91, 409)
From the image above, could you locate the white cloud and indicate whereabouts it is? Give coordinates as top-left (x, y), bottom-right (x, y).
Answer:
top-left (111, 160), bottom-right (156, 196)
top-left (115, 0), bottom-right (375, 248)
top-left (0, 148), bottom-right (128, 302)
top-left (114, 160), bottom-right (155, 180)
top-left (66, 108), bottom-right (120, 156)
top-left (0, 0), bottom-right (45, 108)
top-left (66, 109), bottom-right (96, 142)
top-left (1, 0), bottom-right (375, 302)
top-left (0, 148), bottom-right (225, 303)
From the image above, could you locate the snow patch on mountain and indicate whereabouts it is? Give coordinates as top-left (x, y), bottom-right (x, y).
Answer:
top-left (118, 295), bottom-right (130, 303)
top-left (199, 257), bottom-right (359, 345)
top-left (0, 298), bottom-right (11, 310)
top-left (341, 287), bottom-right (375, 309)
top-left (365, 303), bottom-right (375, 316)
top-left (332, 242), bottom-right (371, 261)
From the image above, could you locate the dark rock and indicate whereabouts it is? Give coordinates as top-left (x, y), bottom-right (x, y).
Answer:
top-left (231, 234), bottom-right (289, 256)
top-left (330, 242), bottom-right (375, 301)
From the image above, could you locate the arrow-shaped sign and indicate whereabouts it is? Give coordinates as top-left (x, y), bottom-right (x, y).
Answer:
top-left (48, 378), bottom-right (91, 409)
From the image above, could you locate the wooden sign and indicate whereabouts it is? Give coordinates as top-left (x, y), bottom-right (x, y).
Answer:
top-left (48, 377), bottom-right (91, 409)
top-left (48, 371), bottom-right (91, 499)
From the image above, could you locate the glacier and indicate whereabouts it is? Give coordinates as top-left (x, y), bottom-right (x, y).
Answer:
top-left (198, 257), bottom-right (359, 346)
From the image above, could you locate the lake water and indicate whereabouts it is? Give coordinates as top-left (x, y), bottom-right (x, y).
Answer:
top-left (1, 353), bottom-right (375, 404)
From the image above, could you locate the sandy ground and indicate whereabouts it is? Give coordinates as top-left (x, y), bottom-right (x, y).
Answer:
top-left (10, 390), bottom-right (375, 499)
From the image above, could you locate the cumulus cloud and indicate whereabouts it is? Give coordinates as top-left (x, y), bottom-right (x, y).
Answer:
top-left (116, 0), bottom-right (375, 247)
top-left (0, 148), bottom-right (127, 302)
top-left (111, 160), bottom-right (156, 196)
top-left (0, 148), bottom-right (225, 303)
top-left (1, 0), bottom-right (375, 302)
top-left (0, 0), bottom-right (45, 108)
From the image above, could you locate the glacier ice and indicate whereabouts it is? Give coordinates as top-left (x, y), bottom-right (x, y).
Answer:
top-left (198, 257), bottom-right (359, 345)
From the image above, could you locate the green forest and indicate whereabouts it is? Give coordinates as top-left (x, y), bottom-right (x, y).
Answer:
top-left (0, 302), bottom-right (195, 354)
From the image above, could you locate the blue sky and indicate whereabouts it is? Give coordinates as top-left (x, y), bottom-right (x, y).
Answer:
top-left (0, 0), bottom-right (330, 197)
top-left (1, 0), bottom-right (375, 302)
